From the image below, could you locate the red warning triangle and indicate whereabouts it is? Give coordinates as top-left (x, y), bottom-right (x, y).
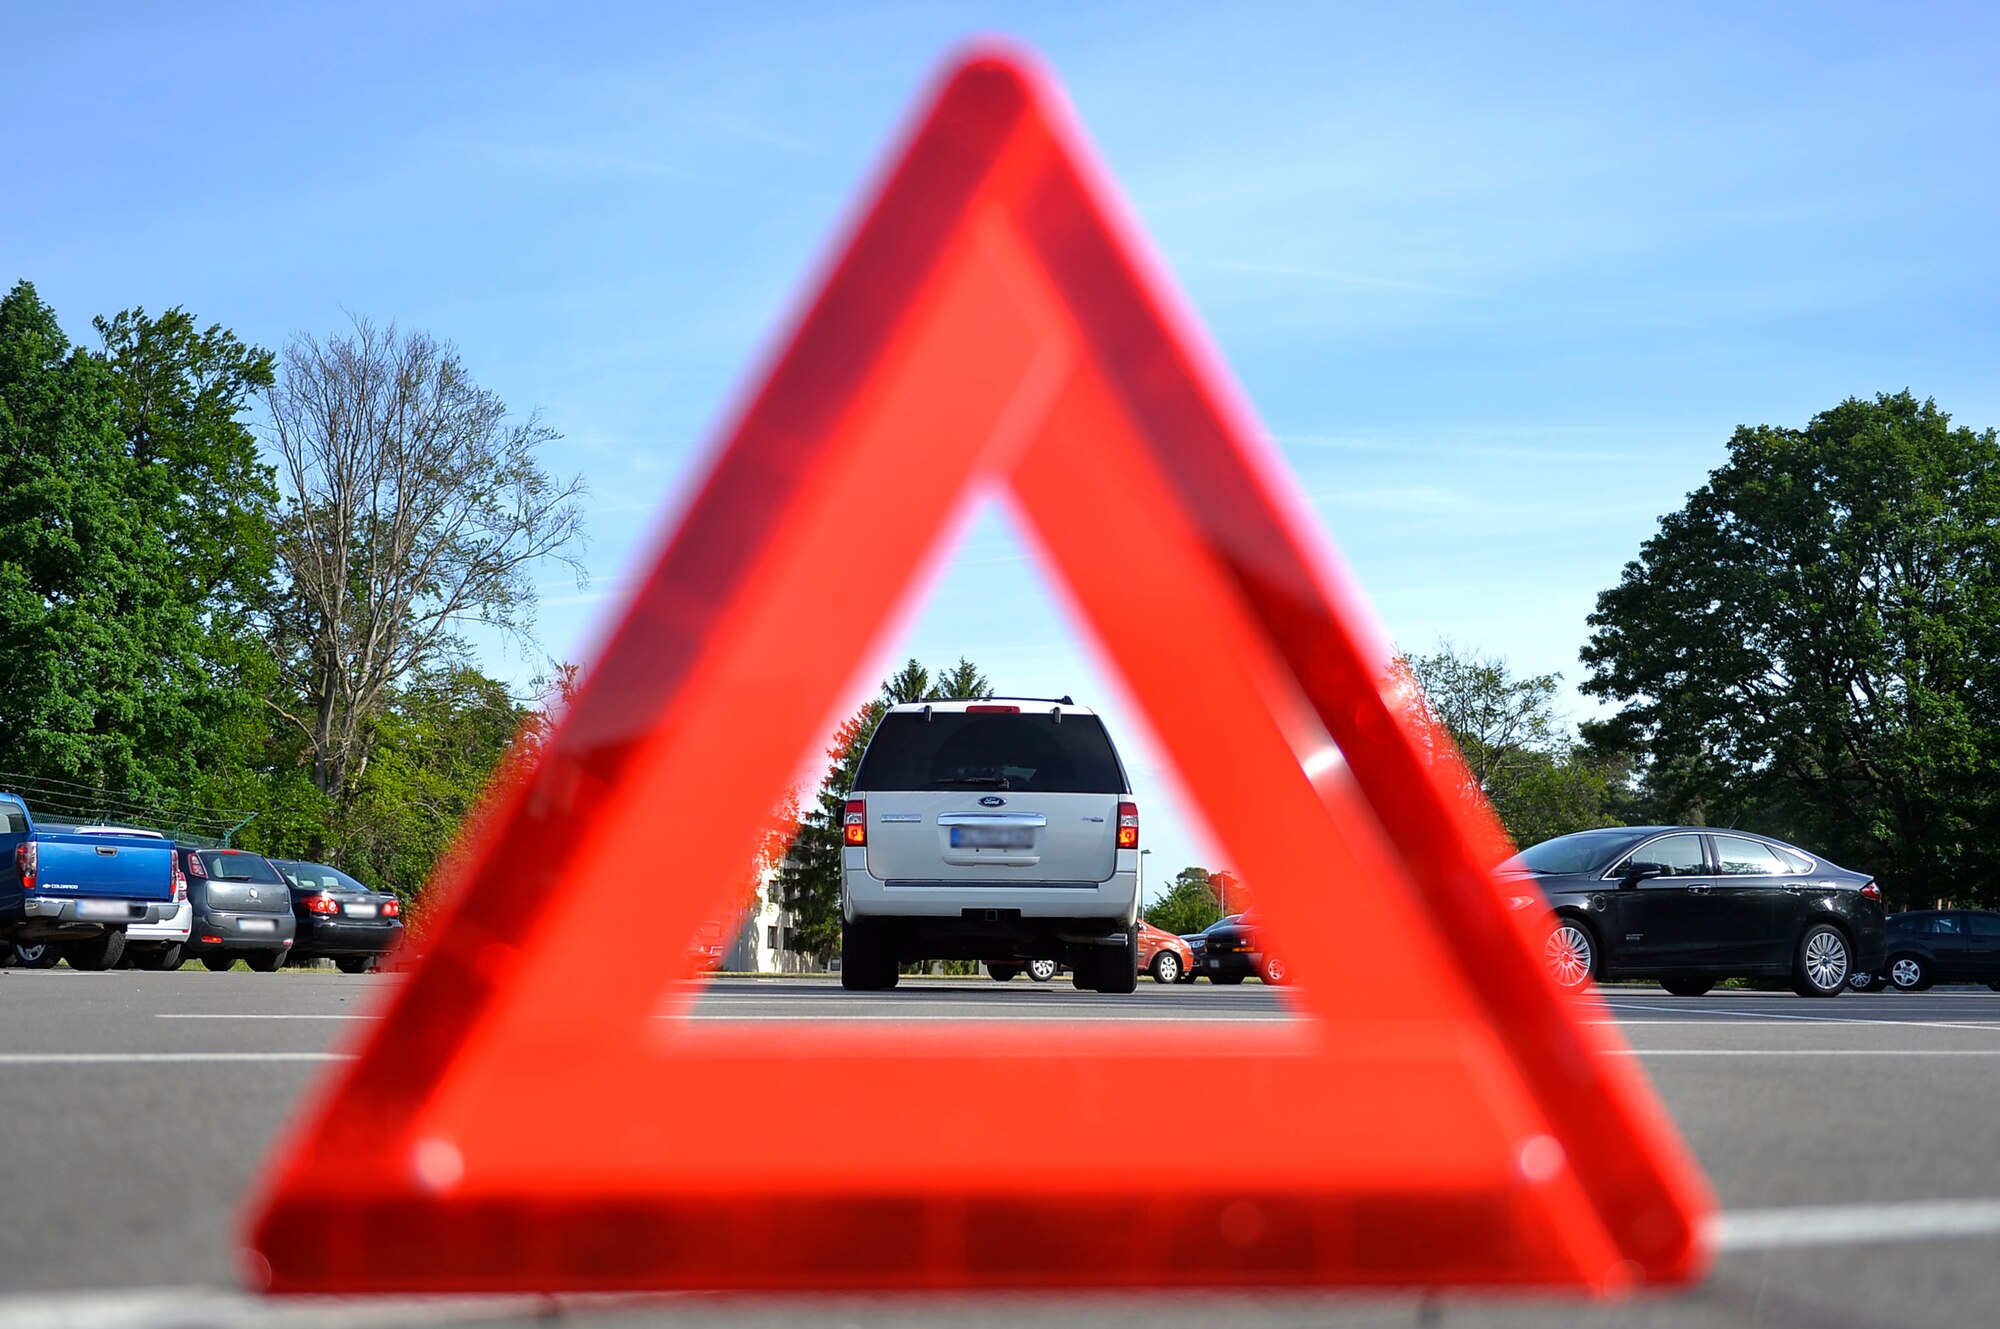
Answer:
top-left (247, 44), bottom-right (1711, 1295)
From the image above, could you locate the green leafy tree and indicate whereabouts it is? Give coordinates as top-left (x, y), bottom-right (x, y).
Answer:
top-left (1403, 639), bottom-right (1624, 848)
top-left (1582, 392), bottom-right (2000, 907)
top-left (0, 283), bottom-right (271, 798)
top-left (774, 657), bottom-right (994, 961)
top-left (1145, 866), bottom-right (1222, 934)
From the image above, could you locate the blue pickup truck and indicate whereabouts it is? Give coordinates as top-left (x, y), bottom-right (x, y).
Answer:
top-left (1, 793), bottom-right (182, 970)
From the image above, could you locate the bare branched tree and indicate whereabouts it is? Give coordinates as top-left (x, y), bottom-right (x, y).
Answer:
top-left (264, 318), bottom-right (587, 803)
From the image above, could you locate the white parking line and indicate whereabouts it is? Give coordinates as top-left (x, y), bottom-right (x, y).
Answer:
top-left (1627, 1049), bottom-right (2000, 1057)
top-left (153, 1013), bottom-right (377, 1020)
top-left (1716, 1198), bottom-right (2000, 1251)
top-left (0, 1052), bottom-right (353, 1065)
top-left (1599, 1000), bottom-right (2000, 1033)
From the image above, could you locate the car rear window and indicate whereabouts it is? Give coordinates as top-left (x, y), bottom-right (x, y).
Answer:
top-left (199, 850), bottom-right (284, 884)
top-left (276, 861), bottom-right (371, 893)
top-left (853, 712), bottom-right (1127, 794)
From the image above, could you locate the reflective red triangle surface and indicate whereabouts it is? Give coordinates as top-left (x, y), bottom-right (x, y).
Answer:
top-left (247, 44), bottom-right (1712, 1296)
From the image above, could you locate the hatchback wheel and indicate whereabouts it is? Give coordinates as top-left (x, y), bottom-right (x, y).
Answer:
top-left (1150, 951), bottom-right (1182, 985)
top-left (134, 943), bottom-right (184, 971)
top-left (1027, 958), bottom-right (1059, 983)
top-left (1542, 920), bottom-right (1597, 993)
top-left (1888, 954), bottom-right (1931, 992)
top-left (1792, 924), bottom-right (1850, 998)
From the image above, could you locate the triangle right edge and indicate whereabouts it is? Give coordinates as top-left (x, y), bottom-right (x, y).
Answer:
top-left (990, 58), bottom-right (1715, 1291)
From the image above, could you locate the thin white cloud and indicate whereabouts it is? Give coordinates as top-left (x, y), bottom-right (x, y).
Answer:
top-left (702, 113), bottom-right (815, 154)
top-left (1186, 256), bottom-right (1480, 299)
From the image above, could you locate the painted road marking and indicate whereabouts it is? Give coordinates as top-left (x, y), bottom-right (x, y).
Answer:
top-left (1717, 1197), bottom-right (2000, 1250)
top-left (154, 1013), bottom-right (379, 1020)
top-left (0, 1052), bottom-right (354, 1065)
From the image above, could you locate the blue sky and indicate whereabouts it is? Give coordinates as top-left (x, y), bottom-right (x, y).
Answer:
top-left (7, 2), bottom-right (1997, 892)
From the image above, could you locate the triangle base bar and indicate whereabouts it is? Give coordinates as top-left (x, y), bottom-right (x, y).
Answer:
top-left (261, 1187), bottom-right (1596, 1293)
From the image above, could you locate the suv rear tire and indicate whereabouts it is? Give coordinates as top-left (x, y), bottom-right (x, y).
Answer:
top-left (62, 930), bottom-right (126, 971)
top-left (1085, 934), bottom-right (1139, 995)
top-left (839, 922), bottom-right (898, 991)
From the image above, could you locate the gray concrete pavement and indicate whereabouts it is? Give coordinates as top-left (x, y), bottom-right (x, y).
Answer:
top-left (2, 970), bottom-right (1998, 1326)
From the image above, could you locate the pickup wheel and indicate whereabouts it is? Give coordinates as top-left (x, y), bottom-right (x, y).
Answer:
top-left (16, 942), bottom-right (60, 969)
top-left (244, 951), bottom-right (285, 973)
top-left (133, 943), bottom-right (184, 971)
top-left (200, 954), bottom-right (235, 973)
top-left (61, 930), bottom-right (127, 972)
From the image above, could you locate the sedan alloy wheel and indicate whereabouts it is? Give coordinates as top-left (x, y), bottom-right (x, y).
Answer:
top-left (1543, 922), bottom-right (1594, 993)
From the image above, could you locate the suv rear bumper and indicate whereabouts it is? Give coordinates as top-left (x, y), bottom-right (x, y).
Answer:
top-left (842, 854), bottom-right (1139, 923)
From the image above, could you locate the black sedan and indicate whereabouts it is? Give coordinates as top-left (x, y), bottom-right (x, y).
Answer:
top-left (269, 859), bottom-right (404, 973)
top-left (1504, 826), bottom-right (1885, 998)
top-left (1850, 910), bottom-right (2000, 993)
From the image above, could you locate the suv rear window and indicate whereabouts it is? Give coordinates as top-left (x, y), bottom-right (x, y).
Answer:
top-left (853, 712), bottom-right (1127, 795)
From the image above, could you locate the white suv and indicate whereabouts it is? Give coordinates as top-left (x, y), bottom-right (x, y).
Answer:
top-left (839, 697), bottom-right (1142, 993)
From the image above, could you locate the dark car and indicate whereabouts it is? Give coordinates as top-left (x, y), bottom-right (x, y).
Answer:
top-left (1851, 910), bottom-right (2000, 993)
top-left (1192, 912), bottom-right (1288, 984)
top-left (1505, 826), bottom-right (1885, 998)
top-left (269, 859), bottom-right (404, 973)
top-left (177, 845), bottom-right (297, 972)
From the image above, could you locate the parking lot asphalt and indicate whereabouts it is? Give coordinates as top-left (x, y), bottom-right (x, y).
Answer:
top-left (1, 972), bottom-right (1997, 1327)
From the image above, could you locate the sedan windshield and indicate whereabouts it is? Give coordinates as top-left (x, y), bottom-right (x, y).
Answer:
top-left (1510, 829), bottom-right (1644, 876)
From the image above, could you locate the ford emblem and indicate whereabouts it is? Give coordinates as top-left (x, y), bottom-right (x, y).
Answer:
top-left (979, 795), bottom-right (1006, 807)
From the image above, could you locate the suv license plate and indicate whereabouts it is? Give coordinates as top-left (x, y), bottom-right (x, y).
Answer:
top-left (344, 903), bottom-right (377, 918)
top-left (76, 900), bottom-right (132, 919)
top-left (237, 918), bottom-right (278, 933)
top-left (950, 826), bottom-right (1034, 850)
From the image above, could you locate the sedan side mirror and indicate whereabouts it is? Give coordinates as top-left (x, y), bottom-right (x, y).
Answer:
top-left (1619, 863), bottom-right (1665, 889)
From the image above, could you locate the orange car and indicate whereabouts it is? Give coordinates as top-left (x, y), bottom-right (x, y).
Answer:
top-left (1136, 919), bottom-right (1193, 984)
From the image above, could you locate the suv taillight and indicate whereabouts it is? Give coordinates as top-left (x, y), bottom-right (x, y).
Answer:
top-left (382, 897), bottom-right (401, 918)
top-left (844, 799), bottom-right (867, 847)
top-left (306, 894), bottom-right (340, 916)
top-left (170, 855), bottom-right (187, 902)
top-left (1861, 881), bottom-right (1881, 901)
top-left (1117, 801), bottom-right (1139, 850)
top-left (15, 842), bottom-right (36, 890)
